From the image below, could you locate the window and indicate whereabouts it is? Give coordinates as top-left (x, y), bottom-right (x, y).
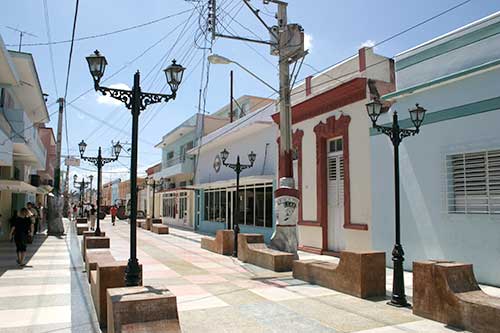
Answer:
top-left (265, 186), bottom-right (273, 228)
top-left (162, 193), bottom-right (176, 218)
top-left (204, 188), bottom-right (226, 222)
top-left (447, 149), bottom-right (500, 215)
top-left (178, 191), bottom-right (188, 220)
top-left (203, 183), bottom-right (274, 227)
top-left (329, 137), bottom-right (343, 153)
top-left (167, 151), bottom-right (174, 160)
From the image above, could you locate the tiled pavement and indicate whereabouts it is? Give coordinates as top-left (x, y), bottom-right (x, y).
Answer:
top-left (1, 218), bottom-right (499, 332)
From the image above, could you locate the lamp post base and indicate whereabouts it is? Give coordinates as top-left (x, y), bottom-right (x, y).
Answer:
top-left (232, 224), bottom-right (240, 257)
top-left (389, 243), bottom-right (411, 308)
top-left (270, 180), bottom-right (299, 258)
top-left (125, 258), bottom-right (142, 287)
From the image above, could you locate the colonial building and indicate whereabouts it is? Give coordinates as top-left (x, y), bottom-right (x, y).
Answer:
top-left (373, 12), bottom-right (500, 286)
top-left (0, 35), bottom-right (50, 238)
top-left (154, 114), bottom-right (228, 229)
top-left (274, 47), bottom-right (395, 254)
top-left (189, 102), bottom-right (277, 240)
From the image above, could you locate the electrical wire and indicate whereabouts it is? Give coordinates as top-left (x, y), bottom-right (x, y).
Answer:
top-left (43, 0), bottom-right (58, 97)
top-left (5, 9), bottom-right (193, 47)
top-left (62, 0), bottom-right (80, 157)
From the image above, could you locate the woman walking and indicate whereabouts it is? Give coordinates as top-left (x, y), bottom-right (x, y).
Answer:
top-left (9, 208), bottom-right (33, 266)
top-left (89, 204), bottom-right (97, 231)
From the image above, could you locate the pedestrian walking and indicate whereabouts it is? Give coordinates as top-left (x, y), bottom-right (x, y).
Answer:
top-left (110, 205), bottom-right (117, 226)
top-left (72, 205), bottom-right (78, 221)
top-left (9, 208), bottom-right (34, 266)
top-left (27, 202), bottom-right (38, 236)
top-left (89, 204), bottom-right (96, 231)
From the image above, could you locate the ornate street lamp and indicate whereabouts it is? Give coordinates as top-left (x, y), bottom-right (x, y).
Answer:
top-left (73, 175), bottom-right (91, 218)
top-left (366, 98), bottom-right (427, 308)
top-left (220, 149), bottom-right (256, 257)
top-left (86, 50), bottom-right (185, 287)
top-left (146, 177), bottom-right (165, 219)
top-left (79, 140), bottom-right (122, 236)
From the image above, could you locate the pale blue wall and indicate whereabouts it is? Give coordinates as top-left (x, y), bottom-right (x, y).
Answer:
top-left (372, 69), bottom-right (500, 286)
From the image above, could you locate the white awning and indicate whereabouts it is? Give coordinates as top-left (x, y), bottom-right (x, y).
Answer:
top-left (0, 180), bottom-right (37, 194)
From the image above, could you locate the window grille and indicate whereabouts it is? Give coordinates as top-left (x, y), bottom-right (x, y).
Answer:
top-left (447, 149), bottom-right (500, 215)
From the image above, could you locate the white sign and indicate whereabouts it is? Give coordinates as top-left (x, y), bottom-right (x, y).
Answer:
top-left (65, 157), bottom-right (80, 166)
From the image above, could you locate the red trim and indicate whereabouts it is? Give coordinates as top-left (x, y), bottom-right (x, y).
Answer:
top-left (305, 76), bottom-right (313, 96)
top-left (298, 245), bottom-right (323, 255)
top-left (272, 78), bottom-right (367, 126)
top-left (358, 48), bottom-right (367, 72)
top-left (274, 187), bottom-right (299, 198)
top-left (299, 220), bottom-right (322, 227)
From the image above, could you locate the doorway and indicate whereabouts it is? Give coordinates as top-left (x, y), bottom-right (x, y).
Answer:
top-left (327, 137), bottom-right (345, 252)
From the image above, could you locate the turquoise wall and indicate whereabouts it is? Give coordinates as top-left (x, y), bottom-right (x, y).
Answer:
top-left (371, 68), bottom-right (500, 286)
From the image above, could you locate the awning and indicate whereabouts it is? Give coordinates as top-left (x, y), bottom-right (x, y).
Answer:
top-left (0, 180), bottom-right (38, 194)
top-left (37, 185), bottom-right (53, 195)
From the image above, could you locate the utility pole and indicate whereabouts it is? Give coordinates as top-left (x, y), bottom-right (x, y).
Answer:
top-left (47, 98), bottom-right (65, 235)
top-left (230, 70), bottom-right (234, 122)
top-left (211, 0), bottom-right (303, 255)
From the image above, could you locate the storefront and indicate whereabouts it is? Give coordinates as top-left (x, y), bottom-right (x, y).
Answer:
top-left (159, 189), bottom-right (195, 230)
top-left (196, 178), bottom-right (275, 241)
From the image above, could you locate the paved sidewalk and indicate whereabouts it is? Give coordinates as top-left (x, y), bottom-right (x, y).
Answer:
top-left (1, 217), bottom-right (498, 332)
top-left (102, 218), bottom-right (500, 333)
top-left (0, 219), bottom-right (99, 333)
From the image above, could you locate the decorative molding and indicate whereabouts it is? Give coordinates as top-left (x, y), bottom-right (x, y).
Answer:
top-left (272, 78), bottom-right (367, 125)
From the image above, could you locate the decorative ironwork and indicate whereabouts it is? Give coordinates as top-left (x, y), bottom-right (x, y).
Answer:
top-left (139, 92), bottom-right (175, 111)
top-left (97, 86), bottom-right (133, 109)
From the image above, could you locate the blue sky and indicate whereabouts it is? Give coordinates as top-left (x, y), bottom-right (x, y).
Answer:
top-left (1, 0), bottom-right (499, 188)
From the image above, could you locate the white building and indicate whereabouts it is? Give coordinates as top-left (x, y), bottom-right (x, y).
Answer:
top-left (189, 102), bottom-right (278, 241)
top-left (278, 47), bottom-right (394, 254)
top-left (373, 12), bottom-right (500, 286)
top-left (0, 35), bottom-right (49, 239)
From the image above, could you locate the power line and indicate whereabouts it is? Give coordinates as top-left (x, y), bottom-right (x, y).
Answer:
top-left (5, 9), bottom-right (193, 47)
top-left (62, 0), bottom-right (80, 157)
top-left (43, 0), bottom-right (58, 96)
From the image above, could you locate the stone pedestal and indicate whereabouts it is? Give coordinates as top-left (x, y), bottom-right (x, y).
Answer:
top-left (91, 261), bottom-right (143, 328)
top-left (83, 236), bottom-right (110, 262)
top-left (77, 217), bottom-right (87, 223)
top-left (76, 224), bottom-right (88, 235)
top-left (85, 250), bottom-right (114, 282)
top-left (201, 230), bottom-right (234, 255)
top-left (107, 285), bottom-right (180, 333)
top-left (151, 225), bottom-right (169, 234)
top-left (82, 231), bottom-right (106, 258)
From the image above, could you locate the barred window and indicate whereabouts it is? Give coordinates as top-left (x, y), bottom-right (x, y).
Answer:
top-left (447, 150), bottom-right (500, 215)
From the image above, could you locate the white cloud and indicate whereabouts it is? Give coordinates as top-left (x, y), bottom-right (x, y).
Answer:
top-left (304, 33), bottom-right (313, 51)
top-left (96, 83), bottom-right (131, 105)
top-left (360, 39), bottom-right (376, 48)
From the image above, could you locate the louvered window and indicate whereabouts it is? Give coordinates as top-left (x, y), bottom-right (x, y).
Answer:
top-left (447, 150), bottom-right (500, 214)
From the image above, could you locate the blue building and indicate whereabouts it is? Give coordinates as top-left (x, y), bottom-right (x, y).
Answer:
top-left (371, 12), bottom-right (500, 286)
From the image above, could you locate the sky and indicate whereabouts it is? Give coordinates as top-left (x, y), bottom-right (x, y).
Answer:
top-left (1, 0), bottom-right (499, 191)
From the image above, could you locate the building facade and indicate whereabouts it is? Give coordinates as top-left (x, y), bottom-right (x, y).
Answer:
top-left (275, 47), bottom-right (395, 254)
top-left (154, 113), bottom-right (228, 229)
top-left (190, 103), bottom-right (278, 241)
top-left (372, 13), bottom-right (500, 286)
top-left (0, 35), bottom-right (50, 239)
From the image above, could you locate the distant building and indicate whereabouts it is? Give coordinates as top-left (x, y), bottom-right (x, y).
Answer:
top-left (373, 12), bottom-right (500, 286)
top-left (153, 113), bottom-right (228, 229)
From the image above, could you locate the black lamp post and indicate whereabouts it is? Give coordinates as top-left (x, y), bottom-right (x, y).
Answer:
top-left (220, 149), bottom-right (256, 257)
top-left (146, 177), bottom-right (165, 219)
top-left (79, 140), bottom-right (122, 236)
top-left (366, 98), bottom-right (427, 308)
top-left (86, 50), bottom-right (185, 287)
top-left (73, 175), bottom-right (92, 218)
